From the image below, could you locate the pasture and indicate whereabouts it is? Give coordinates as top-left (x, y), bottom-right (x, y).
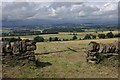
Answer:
top-left (2, 30), bottom-right (118, 40)
top-left (20, 31), bottom-right (119, 40)
top-left (2, 38), bottom-right (118, 78)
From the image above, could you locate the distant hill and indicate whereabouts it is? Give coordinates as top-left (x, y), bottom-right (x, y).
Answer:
top-left (2, 18), bottom-right (118, 27)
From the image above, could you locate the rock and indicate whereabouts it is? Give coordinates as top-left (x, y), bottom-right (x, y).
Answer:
top-left (2, 38), bottom-right (37, 66)
top-left (88, 41), bottom-right (100, 52)
top-left (86, 41), bottom-right (119, 64)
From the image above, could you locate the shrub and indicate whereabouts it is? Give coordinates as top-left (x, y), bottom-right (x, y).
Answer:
top-left (49, 37), bottom-right (52, 41)
top-left (58, 39), bottom-right (61, 41)
top-left (114, 33), bottom-right (120, 37)
top-left (72, 35), bottom-right (77, 40)
top-left (2, 38), bottom-right (17, 42)
top-left (106, 32), bottom-right (114, 38)
top-left (95, 31), bottom-right (98, 33)
top-left (9, 38), bottom-right (18, 42)
top-left (98, 34), bottom-right (106, 39)
top-left (91, 35), bottom-right (96, 39)
top-left (84, 34), bottom-right (91, 39)
top-left (34, 36), bottom-right (44, 42)
top-left (48, 37), bottom-right (59, 41)
top-left (54, 37), bottom-right (59, 41)
top-left (63, 39), bottom-right (69, 41)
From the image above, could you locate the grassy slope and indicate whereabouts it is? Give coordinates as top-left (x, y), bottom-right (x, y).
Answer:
top-left (3, 38), bottom-right (118, 78)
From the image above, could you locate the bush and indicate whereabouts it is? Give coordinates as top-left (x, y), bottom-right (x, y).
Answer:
top-left (84, 34), bottom-right (91, 39)
top-left (54, 37), bottom-right (59, 41)
top-left (72, 35), bottom-right (77, 40)
top-left (9, 38), bottom-right (18, 42)
top-left (58, 39), bottom-right (61, 41)
top-left (48, 37), bottom-right (59, 41)
top-left (114, 33), bottom-right (120, 37)
top-left (106, 32), bottom-right (114, 38)
top-left (95, 31), bottom-right (98, 33)
top-left (34, 36), bottom-right (44, 42)
top-left (63, 39), bottom-right (69, 41)
top-left (91, 35), bottom-right (96, 39)
top-left (2, 38), bottom-right (17, 42)
top-left (98, 34), bottom-right (106, 39)
top-left (49, 37), bottom-right (52, 41)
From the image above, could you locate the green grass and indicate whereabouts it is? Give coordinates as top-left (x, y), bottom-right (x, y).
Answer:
top-left (2, 31), bottom-right (119, 78)
top-left (3, 38), bottom-right (118, 78)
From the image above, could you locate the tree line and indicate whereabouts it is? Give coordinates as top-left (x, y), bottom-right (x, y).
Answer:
top-left (2, 30), bottom-right (58, 36)
top-left (83, 32), bottom-right (119, 40)
top-left (1, 32), bottom-right (120, 42)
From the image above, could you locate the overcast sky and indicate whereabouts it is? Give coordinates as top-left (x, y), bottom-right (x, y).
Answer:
top-left (1, 1), bottom-right (119, 26)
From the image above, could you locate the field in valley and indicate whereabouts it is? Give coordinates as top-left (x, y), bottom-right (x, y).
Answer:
top-left (21, 31), bottom-right (119, 40)
top-left (2, 38), bottom-right (118, 78)
top-left (2, 30), bottom-right (118, 40)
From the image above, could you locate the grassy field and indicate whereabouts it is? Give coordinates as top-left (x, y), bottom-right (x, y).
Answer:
top-left (21, 31), bottom-right (119, 40)
top-left (3, 38), bottom-right (118, 78)
top-left (2, 30), bottom-right (118, 40)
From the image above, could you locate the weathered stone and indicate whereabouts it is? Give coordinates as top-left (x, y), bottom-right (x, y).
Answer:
top-left (2, 42), bottom-right (12, 56)
top-left (86, 41), bottom-right (119, 64)
top-left (2, 39), bottom-right (37, 66)
top-left (88, 41), bottom-right (100, 52)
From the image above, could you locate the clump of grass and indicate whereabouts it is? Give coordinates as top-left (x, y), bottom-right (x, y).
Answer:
top-left (98, 56), bottom-right (118, 67)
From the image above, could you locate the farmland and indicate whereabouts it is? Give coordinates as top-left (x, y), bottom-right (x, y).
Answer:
top-left (2, 30), bottom-right (119, 40)
top-left (2, 38), bottom-right (118, 78)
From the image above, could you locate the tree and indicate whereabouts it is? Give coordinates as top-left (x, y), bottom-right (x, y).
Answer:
top-left (9, 38), bottom-right (18, 42)
top-left (98, 34), bottom-right (106, 39)
top-left (63, 39), bottom-right (69, 41)
top-left (48, 37), bottom-right (59, 41)
top-left (91, 35), bottom-right (96, 39)
top-left (95, 31), bottom-right (98, 33)
top-left (34, 36), bottom-right (44, 42)
top-left (84, 34), bottom-right (91, 39)
top-left (54, 37), bottom-right (59, 41)
top-left (106, 32), bottom-right (114, 38)
top-left (2, 38), bottom-right (17, 42)
top-left (49, 37), bottom-right (52, 41)
top-left (72, 35), bottom-right (77, 40)
top-left (114, 33), bottom-right (120, 37)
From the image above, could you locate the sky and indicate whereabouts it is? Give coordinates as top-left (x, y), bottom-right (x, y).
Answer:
top-left (1, 0), bottom-right (119, 26)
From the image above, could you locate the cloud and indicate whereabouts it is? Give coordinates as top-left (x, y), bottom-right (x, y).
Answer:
top-left (2, 2), bottom-right (118, 24)
top-left (48, 8), bottom-right (56, 16)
